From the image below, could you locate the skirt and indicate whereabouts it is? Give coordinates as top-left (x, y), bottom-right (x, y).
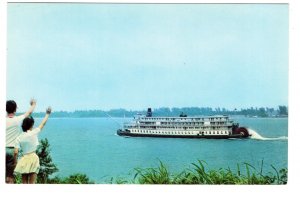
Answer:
top-left (14, 152), bottom-right (40, 174)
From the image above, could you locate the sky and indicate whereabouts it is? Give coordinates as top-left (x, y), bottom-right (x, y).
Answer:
top-left (6, 3), bottom-right (288, 112)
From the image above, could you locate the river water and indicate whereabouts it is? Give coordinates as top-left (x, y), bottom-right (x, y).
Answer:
top-left (37, 117), bottom-right (288, 183)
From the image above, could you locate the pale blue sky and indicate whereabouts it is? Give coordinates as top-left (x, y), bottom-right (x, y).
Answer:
top-left (7, 3), bottom-right (288, 112)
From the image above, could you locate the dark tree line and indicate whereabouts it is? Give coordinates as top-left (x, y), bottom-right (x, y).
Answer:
top-left (29, 106), bottom-right (288, 118)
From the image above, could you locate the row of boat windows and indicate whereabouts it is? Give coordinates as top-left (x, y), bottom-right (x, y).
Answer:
top-left (140, 120), bottom-right (230, 124)
top-left (139, 118), bottom-right (229, 121)
top-left (131, 130), bottom-right (230, 135)
top-left (140, 122), bottom-right (229, 125)
top-left (130, 126), bottom-right (230, 129)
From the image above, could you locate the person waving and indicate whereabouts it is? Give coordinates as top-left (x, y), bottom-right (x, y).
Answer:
top-left (6, 99), bottom-right (36, 183)
top-left (14, 107), bottom-right (52, 184)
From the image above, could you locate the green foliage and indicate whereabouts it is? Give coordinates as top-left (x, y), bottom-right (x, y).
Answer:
top-left (131, 160), bottom-right (288, 185)
top-left (35, 138), bottom-right (93, 184)
top-left (134, 161), bottom-right (171, 184)
top-left (279, 168), bottom-right (288, 184)
top-left (48, 173), bottom-right (94, 184)
top-left (278, 106), bottom-right (288, 116)
top-left (108, 177), bottom-right (130, 184)
top-left (36, 138), bottom-right (59, 183)
top-left (14, 174), bottom-right (22, 184)
top-left (62, 173), bottom-right (93, 184)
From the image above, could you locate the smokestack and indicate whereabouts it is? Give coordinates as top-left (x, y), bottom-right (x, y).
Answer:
top-left (146, 108), bottom-right (152, 117)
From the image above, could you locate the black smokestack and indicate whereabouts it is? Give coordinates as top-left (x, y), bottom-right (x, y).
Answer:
top-left (146, 108), bottom-right (152, 117)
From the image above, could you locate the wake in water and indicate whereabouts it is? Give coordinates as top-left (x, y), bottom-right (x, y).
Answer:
top-left (248, 128), bottom-right (288, 141)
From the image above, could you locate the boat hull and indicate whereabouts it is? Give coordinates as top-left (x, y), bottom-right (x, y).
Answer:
top-left (117, 129), bottom-right (250, 139)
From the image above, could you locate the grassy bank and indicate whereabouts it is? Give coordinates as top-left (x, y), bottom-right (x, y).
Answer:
top-left (109, 160), bottom-right (287, 184)
top-left (15, 160), bottom-right (287, 184)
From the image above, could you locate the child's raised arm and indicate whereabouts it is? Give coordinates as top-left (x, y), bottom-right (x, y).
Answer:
top-left (38, 107), bottom-right (52, 130)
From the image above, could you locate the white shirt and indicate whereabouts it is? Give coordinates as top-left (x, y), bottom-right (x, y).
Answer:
top-left (6, 115), bottom-right (25, 147)
top-left (14, 128), bottom-right (42, 155)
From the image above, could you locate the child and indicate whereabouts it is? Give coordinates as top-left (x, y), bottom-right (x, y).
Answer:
top-left (14, 107), bottom-right (52, 184)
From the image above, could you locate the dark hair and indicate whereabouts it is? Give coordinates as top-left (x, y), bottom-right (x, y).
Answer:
top-left (6, 100), bottom-right (17, 114)
top-left (22, 116), bottom-right (35, 132)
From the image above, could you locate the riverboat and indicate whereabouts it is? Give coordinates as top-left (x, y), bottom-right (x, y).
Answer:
top-left (117, 108), bottom-right (251, 139)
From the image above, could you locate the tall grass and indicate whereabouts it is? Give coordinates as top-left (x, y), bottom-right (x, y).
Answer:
top-left (133, 161), bottom-right (172, 184)
top-left (14, 160), bottom-right (287, 184)
top-left (129, 160), bottom-right (287, 185)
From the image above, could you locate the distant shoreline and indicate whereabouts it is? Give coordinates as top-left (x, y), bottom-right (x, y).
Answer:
top-left (19, 108), bottom-right (287, 119)
top-left (32, 116), bottom-right (288, 119)
top-left (16, 106), bottom-right (287, 118)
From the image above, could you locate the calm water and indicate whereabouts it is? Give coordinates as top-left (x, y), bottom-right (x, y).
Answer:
top-left (37, 117), bottom-right (288, 183)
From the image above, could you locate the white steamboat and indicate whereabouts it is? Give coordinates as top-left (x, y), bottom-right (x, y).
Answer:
top-left (117, 108), bottom-right (250, 139)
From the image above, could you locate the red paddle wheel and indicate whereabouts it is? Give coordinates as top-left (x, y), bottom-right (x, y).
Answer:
top-left (233, 127), bottom-right (250, 138)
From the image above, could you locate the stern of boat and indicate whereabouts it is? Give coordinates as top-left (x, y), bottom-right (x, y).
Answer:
top-left (232, 124), bottom-right (250, 138)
